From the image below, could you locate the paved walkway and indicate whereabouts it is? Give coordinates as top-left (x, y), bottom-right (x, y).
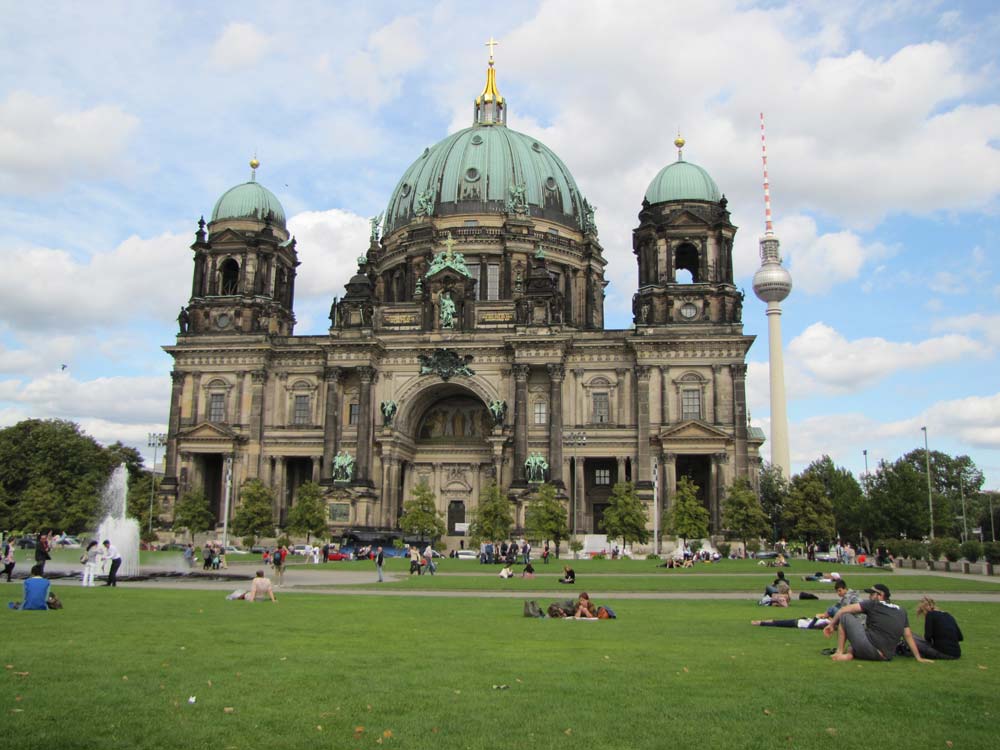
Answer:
top-left (26, 560), bottom-right (1000, 603)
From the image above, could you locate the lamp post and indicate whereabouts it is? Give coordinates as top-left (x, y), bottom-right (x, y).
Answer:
top-left (566, 431), bottom-right (587, 541)
top-left (862, 449), bottom-right (869, 493)
top-left (147, 433), bottom-right (167, 536)
top-left (921, 426), bottom-right (934, 540)
top-left (959, 473), bottom-right (968, 543)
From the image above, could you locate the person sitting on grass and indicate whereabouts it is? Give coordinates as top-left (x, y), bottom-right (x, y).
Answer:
top-left (822, 584), bottom-right (930, 663)
top-left (499, 563), bottom-right (514, 579)
top-left (9, 564), bottom-right (50, 610)
top-left (897, 596), bottom-right (962, 660)
top-left (558, 565), bottom-right (575, 584)
top-left (819, 578), bottom-right (860, 622)
top-left (247, 570), bottom-right (276, 603)
top-left (751, 616), bottom-right (831, 629)
top-left (574, 592), bottom-right (597, 618)
top-left (522, 562), bottom-right (536, 579)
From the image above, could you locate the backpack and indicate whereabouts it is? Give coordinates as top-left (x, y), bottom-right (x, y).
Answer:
top-left (523, 600), bottom-right (545, 618)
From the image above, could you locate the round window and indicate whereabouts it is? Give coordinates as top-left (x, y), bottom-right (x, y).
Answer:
top-left (545, 177), bottom-right (557, 190)
top-left (471, 134), bottom-right (483, 145)
top-left (532, 142), bottom-right (542, 153)
top-left (465, 167), bottom-right (481, 182)
top-left (680, 303), bottom-right (698, 320)
top-left (216, 313), bottom-right (231, 329)
top-left (400, 183), bottom-right (411, 197)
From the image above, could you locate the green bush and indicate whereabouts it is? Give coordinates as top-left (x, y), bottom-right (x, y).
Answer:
top-left (941, 537), bottom-right (962, 562)
top-left (897, 539), bottom-right (929, 560)
top-left (960, 540), bottom-right (983, 563)
top-left (983, 542), bottom-right (1000, 565)
top-left (717, 542), bottom-right (732, 558)
top-left (646, 553), bottom-right (661, 561)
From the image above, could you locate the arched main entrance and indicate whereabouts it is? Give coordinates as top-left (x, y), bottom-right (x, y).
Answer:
top-left (389, 382), bottom-right (499, 539)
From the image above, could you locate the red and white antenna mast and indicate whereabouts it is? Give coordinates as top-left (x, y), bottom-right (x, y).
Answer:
top-left (761, 111), bottom-right (774, 235)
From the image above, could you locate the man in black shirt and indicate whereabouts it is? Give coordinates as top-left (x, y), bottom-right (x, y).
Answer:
top-left (823, 584), bottom-right (931, 663)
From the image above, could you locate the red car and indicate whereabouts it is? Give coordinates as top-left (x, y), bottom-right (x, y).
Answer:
top-left (327, 551), bottom-right (352, 561)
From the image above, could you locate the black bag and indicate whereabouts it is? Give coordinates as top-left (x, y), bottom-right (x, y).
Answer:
top-left (799, 592), bottom-right (819, 600)
top-left (523, 600), bottom-right (544, 618)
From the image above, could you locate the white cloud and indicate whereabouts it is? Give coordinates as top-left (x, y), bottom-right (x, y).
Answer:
top-left (788, 322), bottom-right (986, 391)
top-left (7, 372), bottom-right (168, 424)
top-left (0, 92), bottom-right (139, 194)
top-left (933, 313), bottom-right (1000, 346)
top-left (926, 392), bottom-right (1000, 448)
top-left (209, 22), bottom-right (273, 72)
top-left (0, 232), bottom-right (190, 332)
top-left (288, 209), bottom-right (370, 300)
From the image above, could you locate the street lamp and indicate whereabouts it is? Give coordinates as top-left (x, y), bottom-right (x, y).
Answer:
top-left (862, 449), bottom-right (869, 493)
top-left (566, 431), bottom-right (587, 540)
top-left (921, 426), bottom-right (934, 540)
top-left (147, 433), bottom-right (167, 536)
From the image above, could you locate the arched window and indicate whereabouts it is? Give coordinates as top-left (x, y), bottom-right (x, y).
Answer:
top-left (674, 243), bottom-right (699, 283)
top-left (220, 259), bottom-right (240, 295)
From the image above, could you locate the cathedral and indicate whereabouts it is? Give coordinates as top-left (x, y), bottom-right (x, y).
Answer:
top-left (159, 53), bottom-right (764, 547)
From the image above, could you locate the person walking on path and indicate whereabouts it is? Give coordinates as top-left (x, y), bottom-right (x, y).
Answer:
top-left (423, 544), bottom-right (436, 575)
top-left (102, 540), bottom-right (122, 586)
top-left (273, 545), bottom-right (286, 586)
top-left (34, 532), bottom-right (51, 574)
top-left (81, 541), bottom-right (100, 587)
top-left (2, 539), bottom-right (15, 582)
top-left (375, 546), bottom-right (385, 583)
top-left (823, 584), bottom-right (929, 663)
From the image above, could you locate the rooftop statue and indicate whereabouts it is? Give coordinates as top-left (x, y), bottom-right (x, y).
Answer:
top-left (427, 232), bottom-right (471, 278)
top-left (525, 452), bottom-right (548, 483)
top-left (332, 451), bottom-right (355, 482)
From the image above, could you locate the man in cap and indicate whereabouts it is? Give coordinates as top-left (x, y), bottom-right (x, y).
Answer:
top-left (822, 583), bottom-right (931, 663)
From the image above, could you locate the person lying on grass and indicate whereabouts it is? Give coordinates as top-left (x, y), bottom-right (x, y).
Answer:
top-left (822, 584), bottom-right (930, 663)
top-left (752, 616), bottom-right (830, 629)
top-left (574, 592), bottom-right (597, 618)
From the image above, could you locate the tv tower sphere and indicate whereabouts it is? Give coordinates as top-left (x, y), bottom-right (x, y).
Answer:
top-left (752, 235), bottom-right (792, 303)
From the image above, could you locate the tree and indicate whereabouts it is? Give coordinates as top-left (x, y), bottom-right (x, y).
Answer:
top-left (666, 476), bottom-right (709, 549)
top-left (286, 481), bottom-right (329, 542)
top-left (865, 458), bottom-right (933, 541)
top-left (784, 474), bottom-right (836, 542)
top-left (602, 482), bottom-right (648, 550)
top-left (468, 482), bottom-right (513, 544)
top-left (398, 481), bottom-right (446, 542)
top-left (899, 449), bottom-right (984, 540)
top-left (231, 479), bottom-right (276, 543)
top-left (524, 483), bottom-right (569, 555)
top-left (172, 489), bottom-right (215, 542)
top-left (758, 462), bottom-right (790, 542)
top-left (799, 456), bottom-right (864, 543)
top-left (722, 477), bottom-right (768, 554)
top-left (0, 419), bottom-right (118, 533)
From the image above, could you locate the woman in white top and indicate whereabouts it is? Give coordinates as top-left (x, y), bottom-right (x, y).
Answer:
top-left (247, 570), bottom-right (276, 602)
top-left (81, 541), bottom-right (101, 587)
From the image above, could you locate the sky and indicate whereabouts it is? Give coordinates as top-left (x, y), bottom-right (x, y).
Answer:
top-left (1, 0), bottom-right (998, 490)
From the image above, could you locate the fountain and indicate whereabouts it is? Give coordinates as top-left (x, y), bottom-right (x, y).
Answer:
top-left (95, 464), bottom-right (140, 578)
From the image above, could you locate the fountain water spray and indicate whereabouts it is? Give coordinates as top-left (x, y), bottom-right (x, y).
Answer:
top-left (95, 464), bottom-right (140, 578)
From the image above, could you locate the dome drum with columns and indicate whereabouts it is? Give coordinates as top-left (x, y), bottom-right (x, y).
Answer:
top-left (158, 52), bottom-right (762, 553)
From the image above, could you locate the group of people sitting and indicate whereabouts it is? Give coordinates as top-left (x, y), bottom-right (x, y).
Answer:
top-left (753, 576), bottom-right (963, 662)
top-left (523, 593), bottom-right (616, 619)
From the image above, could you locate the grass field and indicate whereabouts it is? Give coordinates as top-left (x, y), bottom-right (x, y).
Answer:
top-left (3, 577), bottom-right (998, 750)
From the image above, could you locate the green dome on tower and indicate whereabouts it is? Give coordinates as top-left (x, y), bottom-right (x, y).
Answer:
top-left (644, 137), bottom-right (722, 204)
top-left (211, 160), bottom-right (286, 228)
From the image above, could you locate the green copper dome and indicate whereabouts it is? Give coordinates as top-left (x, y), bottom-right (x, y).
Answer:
top-left (211, 180), bottom-right (286, 228)
top-left (384, 124), bottom-right (588, 234)
top-left (644, 159), bottom-right (722, 204)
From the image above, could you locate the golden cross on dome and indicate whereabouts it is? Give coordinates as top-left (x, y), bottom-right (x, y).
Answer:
top-left (485, 36), bottom-right (499, 63)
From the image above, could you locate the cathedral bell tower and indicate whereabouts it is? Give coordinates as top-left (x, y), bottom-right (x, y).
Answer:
top-left (631, 136), bottom-right (742, 328)
top-left (179, 159), bottom-right (298, 337)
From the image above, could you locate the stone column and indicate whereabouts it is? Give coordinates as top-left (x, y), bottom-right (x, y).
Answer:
top-left (382, 456), bottom-right (401, 527)
top-left (635, 365), bottom-right (652, 488)
top-left (513, 364), bottom-right (530, 484)
top-left (730, 363), bottom-right (749, 478)
top-left (547, 364), bottom-right (565, 487)
top-left (616, 456), bottom-right (626, 484)
top-left (273, 456), bottom-right (286, 520)
top-left (710, 453), bottom-right (725, 533)
top-left (356, 366), bottom-right (375, 485)
top-left (190, 372), bottom-right (202, 423)
top-left (574, 456), bottom-right (586, 536)
top-left (660, 365), bottom-right (670, 425)
top-left (321, 367), bottom-right (341, 481)
top-left (712, 365), bottom-right (723, 425)
top-left (163, 370), bottom-right (185, 484)
top-left (663, 452), bottom-right (677, 518)
top-left (311, 456), bottom-right (320, 483)
top-left (616, 368), bottom-right (628, 427)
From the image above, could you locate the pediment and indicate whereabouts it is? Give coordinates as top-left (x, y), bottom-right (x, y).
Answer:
top-left (203, 228), bottom-right (248, 245)
top-left (667, 209), bottom-right (710, 228)
top-left (177, 422), bottom-right (242, 441)
top-left (658, 420), bottom-right (731, 441)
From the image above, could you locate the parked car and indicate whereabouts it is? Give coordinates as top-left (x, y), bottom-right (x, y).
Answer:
top-left (291, 544), bottom-right (312, 556)
top-left (55, 536), bottom-right (82, 548)
top-left (223, 545), bottom-right (248, 555)
top-left (17, 538), bottom-right (37, 549)
top-left (327, 551), bottom-right (352, 561)
top-left (160, 543), bottom-right (187, 552)
top-left (455, 549), bottom-right (479, 560)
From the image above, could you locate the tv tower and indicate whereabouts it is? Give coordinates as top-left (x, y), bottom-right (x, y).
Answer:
top-left (752, 113), bottom-right (793, 478)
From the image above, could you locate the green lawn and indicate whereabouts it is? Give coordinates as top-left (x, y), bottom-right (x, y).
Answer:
top-left (2, 585), bottom-right (997, 749)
